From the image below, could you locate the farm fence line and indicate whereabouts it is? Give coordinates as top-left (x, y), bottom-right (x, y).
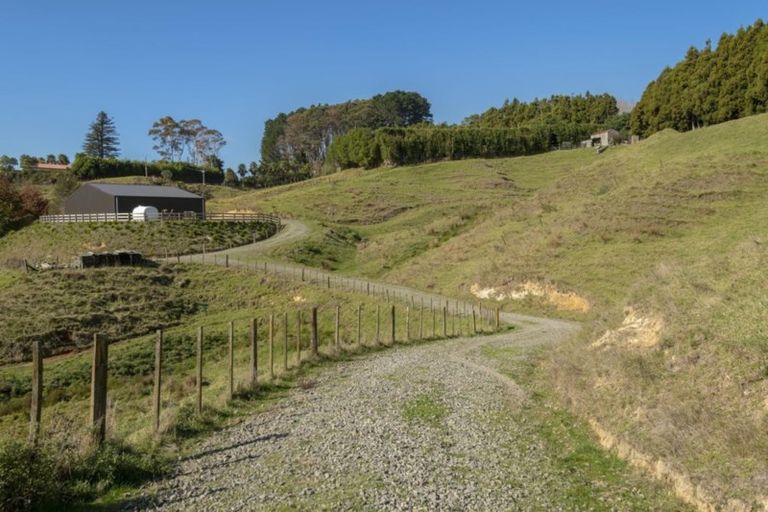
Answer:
top-left (24, 269), bottom-right (502, 447)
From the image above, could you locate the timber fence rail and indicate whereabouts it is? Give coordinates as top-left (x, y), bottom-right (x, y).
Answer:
top-left (39, 211), bottom-right (282, 226)
top-left (22, 294), bottom-right (500, 448)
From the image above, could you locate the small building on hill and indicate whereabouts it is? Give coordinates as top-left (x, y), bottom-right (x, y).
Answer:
top-left (584, 129), bottom-right (622, 148)
top-left (64, 183), bottom-right (205, 216)
top-left (31, 163), bottom-right (70, 171)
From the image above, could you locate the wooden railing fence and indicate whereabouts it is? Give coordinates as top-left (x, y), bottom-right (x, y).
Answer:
top-left (39, 211), bottom-right (281, 226)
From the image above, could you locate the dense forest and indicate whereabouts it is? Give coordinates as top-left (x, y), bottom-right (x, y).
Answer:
top-left (631, 19), bottom-right (768, 136)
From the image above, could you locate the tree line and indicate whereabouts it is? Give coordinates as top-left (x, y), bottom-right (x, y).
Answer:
top-left (260, 90), bottom-right (432, 172)
top-left (264, 91), bottom-right (630, 173)
top-left (464, 92), bottom-right (626, 129)
top-left (326, 123), bottom-right (599, 169)
top-left (631, 19), bottom-right (768, 136)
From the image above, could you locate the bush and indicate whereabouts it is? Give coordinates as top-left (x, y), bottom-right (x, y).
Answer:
top-left (0, 441), bottom-right (59, 511)
top-left (0, 438), bottom-right (169, 511)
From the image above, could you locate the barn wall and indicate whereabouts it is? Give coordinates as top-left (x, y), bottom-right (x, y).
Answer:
top-left (114, 196), bottom-right (205, 214)
top-left (63, 186), bottom-right (116, 214)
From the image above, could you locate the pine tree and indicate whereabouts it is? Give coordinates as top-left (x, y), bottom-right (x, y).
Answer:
top-left (83, 111), bottom-right (120, 158)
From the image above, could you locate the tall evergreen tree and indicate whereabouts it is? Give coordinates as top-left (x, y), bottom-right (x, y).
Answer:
top-left (631, 19), bottom-right (768, 137)
top-left (82, 111), bottom-right (120, 158)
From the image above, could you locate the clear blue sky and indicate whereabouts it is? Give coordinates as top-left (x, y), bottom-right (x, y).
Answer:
top-left (1, 1), bottom-right (764, 167)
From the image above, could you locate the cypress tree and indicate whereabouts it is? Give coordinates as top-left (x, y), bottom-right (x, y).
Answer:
top-left (83, 111), bottom-right (120, 158)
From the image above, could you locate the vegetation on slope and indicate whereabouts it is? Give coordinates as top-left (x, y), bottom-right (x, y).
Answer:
top-left (0, 263), bottom-right (474, 509)
top-left (211, 113), bottom-right (768, 507)
top-left (0, 220), bottom-right (275, 268)
top-left (632, 18), bottom-right (768, 136)
top-left (0, 267), bottom-right (201, 363)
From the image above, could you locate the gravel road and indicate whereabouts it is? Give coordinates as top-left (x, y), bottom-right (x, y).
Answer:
top-left (126, 312), bottom-right (580, 511)
top-left (130, 218), bottom-right (691, 510)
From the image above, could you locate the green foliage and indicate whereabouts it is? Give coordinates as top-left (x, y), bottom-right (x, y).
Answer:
top-left (0, 155), bottom-right (18, 172)
top-left (0, 176), bottom-right (47, 237)
top-left (70, 154), bottom-right (224, 184)
top-left (465, 92), bottom-right (619, 128)
top-left (244, 160), bottom-right (312, 188)
top-left (82, 111), bottom-right (120, 159)
top-left (0, 438), bottom-right (168, 511)
top-left (325, 128), bottom-right (379, 169)
top-left (327, 124), bottom-right (595, 169)
top-left (260, 112), bottom-right (288, 164)
top-left (632, 19), bottom-right (768, 136)
top-left (223, 168), bottom-right (238, 187)
top-left (369, 90), bottom-right (433, 127)
top-left (261, 90), bottom-right (432, 171)
top-left (148, 116), bottom-right (226, 165)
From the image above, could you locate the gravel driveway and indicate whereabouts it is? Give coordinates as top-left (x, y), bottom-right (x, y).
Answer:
top-left (125, 314), bottom-right (587, 511)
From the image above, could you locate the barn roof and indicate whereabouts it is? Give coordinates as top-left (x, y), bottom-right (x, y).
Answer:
top-left (84, 183), bottom-right (202, 199)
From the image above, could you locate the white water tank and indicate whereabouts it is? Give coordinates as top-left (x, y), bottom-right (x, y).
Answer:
top-left (131, 205), bottom-right (160, 222)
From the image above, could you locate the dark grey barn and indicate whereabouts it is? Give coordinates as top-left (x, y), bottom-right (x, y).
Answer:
top-left (63, 183), bottom-right (206, 215)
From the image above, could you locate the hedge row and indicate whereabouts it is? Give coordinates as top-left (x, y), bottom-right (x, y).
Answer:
top-left (70, 156), bottom-right (224, 184)
top-left (326, 123), bottom-right (597, 169)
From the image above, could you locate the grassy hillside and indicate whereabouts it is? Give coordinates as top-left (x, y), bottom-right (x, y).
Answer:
top-left (0, 267), bottom-right (203, 363)
top-left (210, 114), bottom-right (768, 507)
top-left (0, 263), bottom-right (482, 507)
top-left (0, 220), bottom-right (275, 268)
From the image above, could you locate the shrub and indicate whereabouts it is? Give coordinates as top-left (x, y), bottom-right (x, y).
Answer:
top-left (0, 438), bottom-right (169, 511)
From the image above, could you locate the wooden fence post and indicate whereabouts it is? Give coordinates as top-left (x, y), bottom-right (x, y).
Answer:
top-left (301, 268), bottom-right (305, 281)
top-left (376, 305), bottom-right (381, 344)
top-left (225, 254), bottom-right (229, 268)
top-left (249, 319), bottom-right (258, 388)
top-left (311, 306), bottom-right (319, 356)
top-left (472, 309), bottom-right (477, 334)
top-left (432, 306), bottom-right (436, 338)
top-left (296, 310), bottom-right (302, 366)
top-left (406, 306), bottom-right (410, 342)
top-left (152, 330), bottom-right (162, 435)
top-left (227, 321), bottom-right (234, 401)
top-left (390, 305), bottom-right (396, 345)
top-left (496, 307), bottom-right (500, 331)
top-left (90, 333), bottom-right (108, 445)
top-left (28, 341), bottom-right (42, 446)
top-left (196, 327), bottom-right (203, 415)
top-left (269, 313), bottom-right (275, 379)
top-left (335, 305), bottom-right (340, 351)
top-left (357, 304), bottom-right (362, 345)
top-left (281, 313), bottom-right (288, 371)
